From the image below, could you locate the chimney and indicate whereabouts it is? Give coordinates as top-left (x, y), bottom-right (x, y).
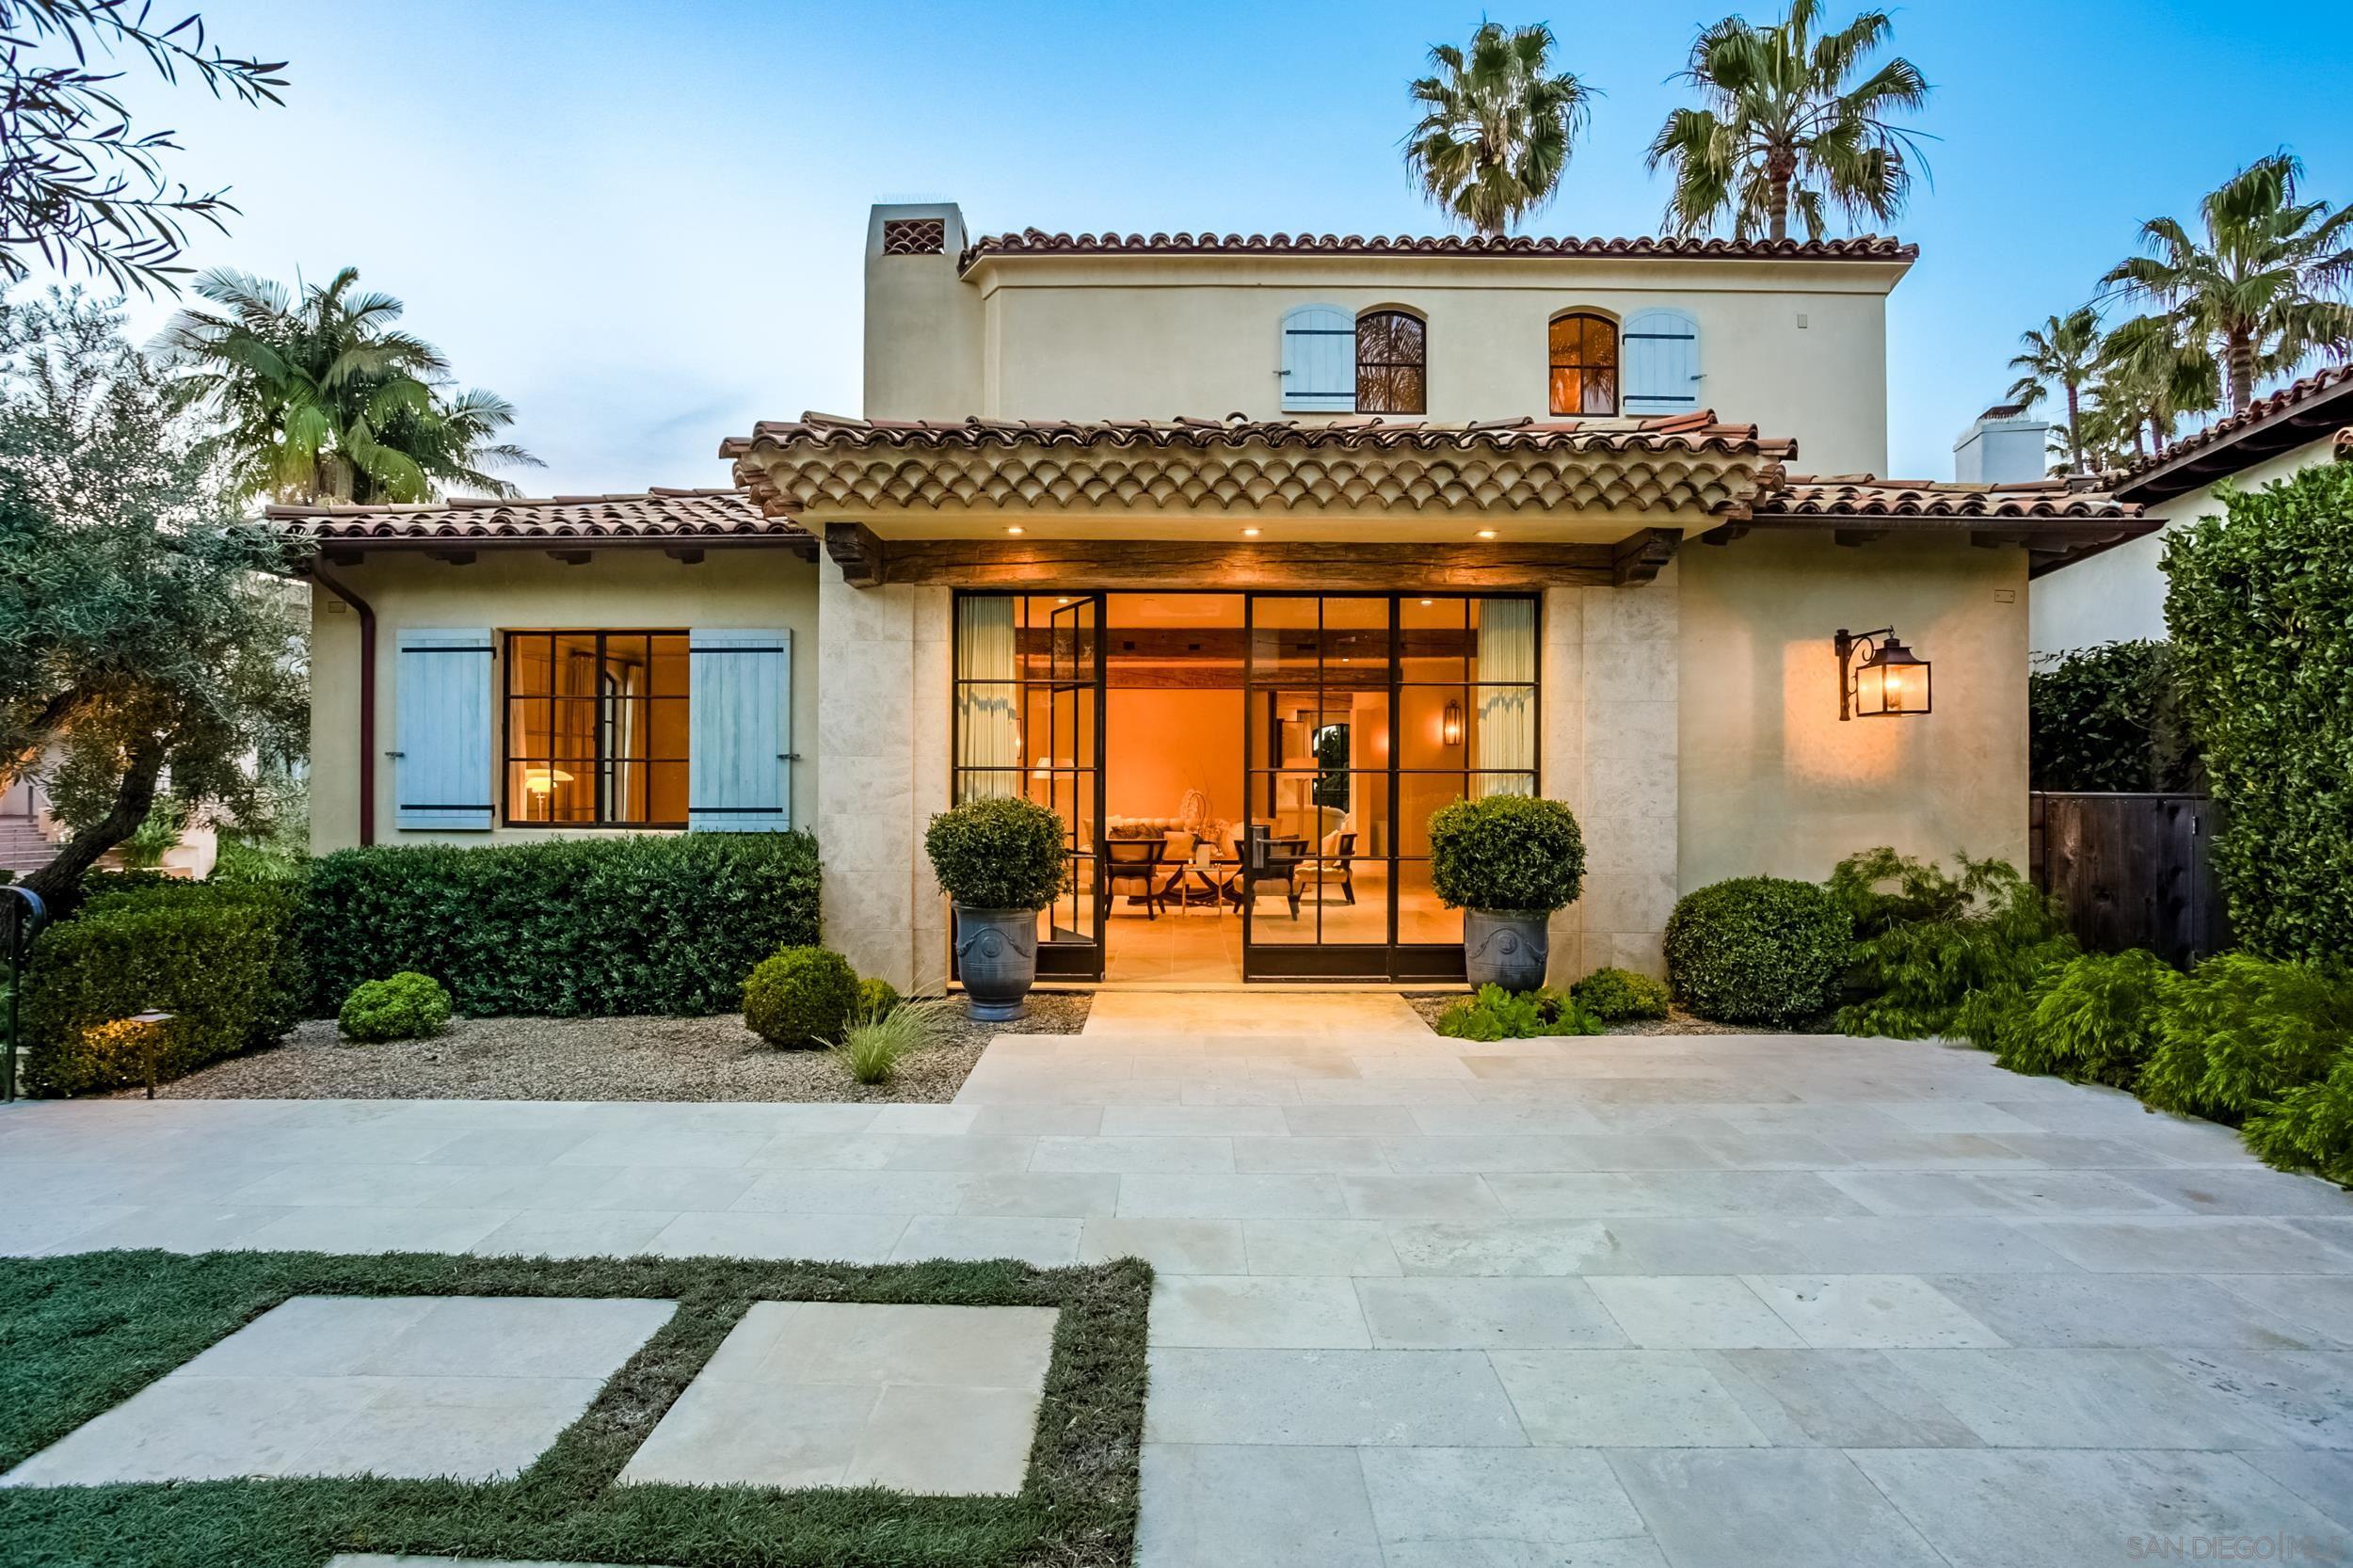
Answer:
top-left (1953, 403), bottom-right (2051, 483)
top-left (864, 202), bottom-right (982, 421)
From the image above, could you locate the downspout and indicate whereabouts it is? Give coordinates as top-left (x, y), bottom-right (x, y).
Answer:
top-left (307, 561), bottom-right (377, 846)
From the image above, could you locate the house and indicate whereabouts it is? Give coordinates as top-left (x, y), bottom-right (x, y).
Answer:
top-left (282, 201), bottom-right (2152, 993)
top-left (2030, 364), bottom-right (2353, 657)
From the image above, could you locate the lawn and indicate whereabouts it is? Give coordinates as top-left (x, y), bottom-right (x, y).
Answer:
top-left (0, 1248), bottom-right (1150, 1568)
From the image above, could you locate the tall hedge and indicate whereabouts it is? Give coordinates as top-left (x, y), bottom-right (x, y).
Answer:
top-left (2165, 465), bottom-right (2353, 961)
top-left (2027, 640), bottom-right (2201, 792)
top-left (23, 882), bottom-right (303, 1095)
top-left (300, 832), bottom-right (822, 1017)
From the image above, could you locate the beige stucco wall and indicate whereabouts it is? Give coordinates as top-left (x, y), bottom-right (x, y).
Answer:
top-left (866, 218), bottom-right (1901, 477)
top-left (2028, 437), bottom-right (2329, 657)
top-left (307, 549), bottom-right (821, 854)
top-left (1678, 534), bottom-right (2030, 889)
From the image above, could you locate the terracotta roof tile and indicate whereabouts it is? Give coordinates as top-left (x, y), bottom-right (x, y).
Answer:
top-left (1758, 475), bottom-right (2137, 522)
top-left (267, 488), bottom-right (806, 543)
top-left (2118, 363), bottom-right (2353, 485)
top-left (958, 230), bottom-right (1918, 272)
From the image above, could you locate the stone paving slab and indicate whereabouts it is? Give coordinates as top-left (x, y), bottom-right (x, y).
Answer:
top-left (617, 1302), bottom-right (1056, 1495)
top-left (0, 1296), bottom-right (674, 1486)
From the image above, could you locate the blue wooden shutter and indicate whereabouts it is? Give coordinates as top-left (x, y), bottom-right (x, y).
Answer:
top-left (1623, 308), bottom-right (1701, 414)
top-left (1280, 305), bottom-right (1356, 412)
top-left (394, 629), bottom-right (494, 831)
top-left (689, 629), bottom-right (792, 832)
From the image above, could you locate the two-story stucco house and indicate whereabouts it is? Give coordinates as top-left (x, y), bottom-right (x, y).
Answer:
top-left (282, 201), bottom-right (2153, 993)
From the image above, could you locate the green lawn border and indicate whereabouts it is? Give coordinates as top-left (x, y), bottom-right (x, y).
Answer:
top-left (0, 1248), bottom-right (1151, 1568)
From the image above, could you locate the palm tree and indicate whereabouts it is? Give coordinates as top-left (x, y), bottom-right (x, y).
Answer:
top-left (2006, 306), bottom-right (2100, 472)
top-left (153, 266), bottom-right (538, 504)
top-left (1405, 22), bottom-right (1593, 237)
top-left (1647, 0), bottom-right (1930, 244)
top-left (2102, 152), bottom-right (2353, 413)
top-left (2095, 312), bottom-right (2218, 459)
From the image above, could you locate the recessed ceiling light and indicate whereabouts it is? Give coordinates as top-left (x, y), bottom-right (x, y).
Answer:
top-left (1419, 598), bottom-right (1433, 606)
top-left (1241, 526), bottom-right (1262, 537)
top-left (1056, 596), bottom-right (1072, 604)
top-left (1006, 525), bottom-right (1025, 536)
top-left (1475, 529), bottom-right (1498, 539)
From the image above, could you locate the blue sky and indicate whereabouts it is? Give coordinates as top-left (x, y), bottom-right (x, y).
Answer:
top-left (60, 0), bottom-right (2353, 492)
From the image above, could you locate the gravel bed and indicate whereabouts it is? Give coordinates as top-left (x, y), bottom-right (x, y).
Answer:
top-left (126, 991), bottom-right (1093, 1103)
top-left (1403, 991), bottom-right (1769, 1035)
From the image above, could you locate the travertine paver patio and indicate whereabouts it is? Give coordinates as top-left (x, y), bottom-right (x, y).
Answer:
top-left (619, 1301), bottom-right (1056, 1494)
top-left (0, 1296), bottom-right (676, 1485)
top-left (5, 991), bottom-right (2352, 1566)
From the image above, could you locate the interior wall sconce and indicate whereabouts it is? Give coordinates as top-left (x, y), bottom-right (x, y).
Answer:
top-left (1442, 698), bottom-right (1464, 748)
top-left (1834, 627), bottom-right (1931, 720)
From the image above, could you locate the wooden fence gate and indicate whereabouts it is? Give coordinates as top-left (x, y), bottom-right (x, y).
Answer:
top-left (2028, 792), bottom-right (2229, 968)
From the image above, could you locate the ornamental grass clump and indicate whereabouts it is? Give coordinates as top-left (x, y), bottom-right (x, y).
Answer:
top-left (923, 795), bottom-right (1068, 911)
top-left (1996, 949), bottom-right (2174, 1089)
top-left (1426, 794), bottom-right (1585, 913)
top-left (2138, 953), bottom-right (2353, 1124)
top-left (833, 999), bottom-right (945, 1085)
top-left (1569, 966), bottom-right (1670, 1022)
top-left (338, 971), bottom-right (453, 1044)
top-left (1664, 876), bottom-right (1851, 1027)
top-left (1434, 984), bottom-right (1602, 1041)
top-left (742, 946), bottom-right (860, 1048)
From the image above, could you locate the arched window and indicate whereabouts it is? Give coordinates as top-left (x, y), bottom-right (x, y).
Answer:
top-left (1548, 312), bottom-right (1619, 416)
top-left (1355, 310), bottom-right (1426, 415)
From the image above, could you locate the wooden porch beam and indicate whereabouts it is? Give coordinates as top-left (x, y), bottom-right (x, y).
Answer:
top-left (823, 530), bottom-right (1619, 590)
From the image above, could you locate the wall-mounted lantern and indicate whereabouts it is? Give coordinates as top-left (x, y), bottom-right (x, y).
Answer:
top-left (1442, 698), bottom-right (1464, 748)
top-left (1834, 627), bottom-right (1931, 720)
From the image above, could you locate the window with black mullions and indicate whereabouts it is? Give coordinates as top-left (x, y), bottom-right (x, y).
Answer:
top-left (1355, 310), bottom-right (1427, 415)
top-left (504, 631), bottom-right (689, 825)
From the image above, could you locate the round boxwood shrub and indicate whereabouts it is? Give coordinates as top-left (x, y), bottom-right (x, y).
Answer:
top-left (856, 976), bottom-right (902, 1021)
top-left (924, 795), bottom-right (1068, 911)
top-left (744, 946), bottom-right (860, 1047)
top-left (1664, 877), bottom-right (1853, 1026)
top-left (338, 971), bottom-right (453, 1044)
top-left (1427, 794), bottom-right (1586, 913)
top-left (1570, 966), bottom-right (1671, 1022)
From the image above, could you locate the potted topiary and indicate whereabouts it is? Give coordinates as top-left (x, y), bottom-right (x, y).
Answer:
top-left (924, 795), bottom-right (1069, 1021)
top-left (1427, 793), bottom-right (1586, 992)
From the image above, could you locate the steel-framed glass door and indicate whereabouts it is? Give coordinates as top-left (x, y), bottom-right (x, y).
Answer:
top-left (1241, 593), bottom-right (1540, 981)
top-left (951, 592), bottom-right (1105, 982)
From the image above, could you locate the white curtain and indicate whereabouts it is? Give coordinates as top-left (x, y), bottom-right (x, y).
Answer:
top-left (1474, 597), bottom-right (1536, 797)
top-left (955, 597), bottom-right (1019, 798)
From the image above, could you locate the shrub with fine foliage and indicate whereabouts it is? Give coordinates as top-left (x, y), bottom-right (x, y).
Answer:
top-left (1996, 949), bottom-right (2174, 1088)
top-left (1434, 984), bottom-right (1602, 1041)
top-left (1569, 967), bottom-right (1670, 1022)
top-left (743, 946), bottom-right (860, 1047)
top-left (2244, 1051), bottom-right (2353, 1185)
top-left (1664, 877), bottom-right (1852, 1027)
top-left (301, 834), bottom-right (820, 1017)
top-left (338, 971), bottom-right (453, 1044)
top-left (21, 881), bottom-right (301, 1095)
top-left (2138, 953), bottom-right (2353, 1124)
top-left (2165, 465), bottom-right (2353, 962)
top-left (924, 795), bottom-right (1068, 911)
top-left (1833, 850), bottom-right (2075, 1041)
top-left (1427, 794), bottom-right (1585, 913)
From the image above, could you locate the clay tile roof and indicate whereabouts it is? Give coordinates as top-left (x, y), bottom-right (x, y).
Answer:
top-left (2116, 363), bottom-right (2353, 495)
top-left (720, 410), bottom-right (1792, 459)
top-left (266, 488), bottom-right (808, 542)
top-left (1757, 475), bottom-right (2137, 522)
top-left (957, 230), bottom-right (1918, 272)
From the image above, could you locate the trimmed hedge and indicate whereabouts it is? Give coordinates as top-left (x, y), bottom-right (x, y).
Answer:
top-left (22, 881), bottom-right (302, 1095)
top-left (1570, 967), bottom-right (1670, 1022)
top-left (301, 833), bottom-right (820, 1017)
top-left (2165, 464), bottom-right (2353, 961)
top-left (1427, 794), bottom-right (1586, 914)
top-left (338, 972), bottom-right (453, 1044)
top-left (2027, 639), bottom-right (2200, 792)
top-left (1664, 876), bottom-right (1852, 1026)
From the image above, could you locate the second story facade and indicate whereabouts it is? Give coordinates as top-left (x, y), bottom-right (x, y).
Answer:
top-left (864, 202), bottom-right (1915, 477)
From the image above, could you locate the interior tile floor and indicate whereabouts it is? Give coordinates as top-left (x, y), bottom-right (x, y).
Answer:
top-left (7, 1000), bottom-right (2352, 1566)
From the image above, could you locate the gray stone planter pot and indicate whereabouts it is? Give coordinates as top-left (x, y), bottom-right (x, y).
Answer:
top-left (953, 905), bottom-right (1039, 1022)
top-left (1465, 909), bottom-right (1550, 993)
